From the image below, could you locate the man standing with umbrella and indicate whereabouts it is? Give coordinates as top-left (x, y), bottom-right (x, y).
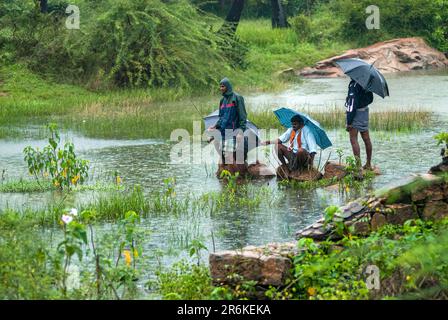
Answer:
top-left (345, 78), bottom-right (374, 170)
top-left (335, 58), bottom-right (390, 171)
top-left (207, 77), bottom-right (248, 165)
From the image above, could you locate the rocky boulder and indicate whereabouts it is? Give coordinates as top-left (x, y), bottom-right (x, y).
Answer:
top-left (209, 242), bottom-right (297, 286)
top-left (296, 172), bottom-right (448, 241)
top-left (216, 162), bottom-right (276, 179)
top-left (299, 37), bottom-right (448, 78)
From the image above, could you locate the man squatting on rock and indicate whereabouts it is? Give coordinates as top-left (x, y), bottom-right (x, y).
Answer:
top-left (261, 115), bottom-right (317, 172)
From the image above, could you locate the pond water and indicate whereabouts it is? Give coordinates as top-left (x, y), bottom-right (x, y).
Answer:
top-left (247, 69), bottom-right (448, 113)
top-left (1, 69), bottom-right (447, 294)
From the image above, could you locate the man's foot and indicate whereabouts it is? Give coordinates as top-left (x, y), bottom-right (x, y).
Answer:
top-left (363, 164), bottom-right (373, 171)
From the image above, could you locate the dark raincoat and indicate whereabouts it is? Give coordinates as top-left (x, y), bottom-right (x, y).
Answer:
top-left (215, 78), bottom-right (247, 135)
top-left (345, 79), bottom-right (373, 125)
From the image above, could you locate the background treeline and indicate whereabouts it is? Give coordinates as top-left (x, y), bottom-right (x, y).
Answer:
top-left (0, 0), bottom-right (446, 91)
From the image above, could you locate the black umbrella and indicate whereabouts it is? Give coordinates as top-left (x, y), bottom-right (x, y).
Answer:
top-left (335, 58), bottom-right (390, 98)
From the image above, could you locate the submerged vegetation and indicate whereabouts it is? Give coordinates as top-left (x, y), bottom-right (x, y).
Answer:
top-left (1, 174), bottom-right (282, 227)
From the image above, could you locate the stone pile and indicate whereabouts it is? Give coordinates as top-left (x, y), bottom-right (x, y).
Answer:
top-left (296, 173), bottom-right (448, 240)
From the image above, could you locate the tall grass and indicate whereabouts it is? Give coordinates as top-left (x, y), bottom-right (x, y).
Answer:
top-left (251, 107), bottom-right (433, 132)
top-left (233, 19), bottom-right (350, 91)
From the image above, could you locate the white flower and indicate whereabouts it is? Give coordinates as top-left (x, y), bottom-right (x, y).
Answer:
top-left (62, 214), bottom-right (73, 224)
top-left (69, 208), bottom-right (78, 216)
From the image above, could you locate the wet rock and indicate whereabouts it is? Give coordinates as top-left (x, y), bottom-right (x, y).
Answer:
top-left (366, 199), bottom-right (384, 213)
top-left (323, 161), bottom-right (347, 180)
top-left (295, 224), bottom-right (331, 241)
top-left (216, 163), bottom-right (248, 177)
top-left (422, 201), bottom-right (448, 221)
top-left (299, 37), bottom-right (448, 78)
top-left (276, 164), bottom-right (323, 181)
top-left (209, 247), bottom-right (293, 286)
top-left (337, 201), bottom-right (365, 219)
top-left (352, 220), bottom-right (371, 236)
top-left (411, 184), bottom-right (445, 203)
top-left (429, 157), bottom-right (448, 174)
top-left (247, 162), bottom-right (276, 177)
top-left (217, 162), bottom-right (276, 179)
top-left (371, 212), bottom-right (387, 231)
top-left (276, 164), bottom-right (290, 180)
top-left (289, 168), bottom-right (323, 181)
top-left (375, 175), bottom-right (421, 204)
top-left (385, 204), bottom-right (418, 225)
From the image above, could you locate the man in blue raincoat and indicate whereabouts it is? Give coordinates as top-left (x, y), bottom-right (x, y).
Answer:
top-left (207, 77), bottom-right (248, 164)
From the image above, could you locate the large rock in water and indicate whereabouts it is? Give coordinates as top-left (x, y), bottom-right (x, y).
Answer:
top-left (276, 164), bottom-right (322, 181)
top-left (323, 160), bottom-right (381, 180)
top-left (299, 37), bottom-right (448, 78)
top-left (216, 162), bottom-right (276, 178)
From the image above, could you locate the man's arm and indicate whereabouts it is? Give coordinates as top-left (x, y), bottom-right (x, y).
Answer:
top-left (214, 99), bottom-right (224, 130)
top-left (304, 128), bottom-right (317, 154)
top-left (346, 98), bottom-right (356, 128)
top-left (303, 128), bottom-right (317, 165)
top-left (262, 129), bottom-right (291, 145)
top-left (262, 138), bottom-right (282, 145)
top-left (236, 95), bottom-right (247, 131)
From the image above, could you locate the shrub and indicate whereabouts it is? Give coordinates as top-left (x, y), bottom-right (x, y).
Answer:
top-left (23, 123), bottom-right (89, 190)
top-left (289, 14), bottom-right (312, 42)
top-left (0, 0), bottom-right (243, 90)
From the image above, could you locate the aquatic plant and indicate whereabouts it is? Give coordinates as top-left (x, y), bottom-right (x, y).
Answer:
top-left (23, 123), bottom-right (89, 191)
top-left (434, 132), bottom-right (448, 157)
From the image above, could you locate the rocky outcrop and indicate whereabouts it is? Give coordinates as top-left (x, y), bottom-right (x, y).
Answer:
top-left (275, 164), bottom-right (322, 181)
top-left (275, 160), bottom-right (380, 183)
top-left (209, 242), bottom-right (297, 286)
top-left (216, 162), bottom-right (276, 178)
top-left (299, 37), bottom-right (448, 78)
top-left (296, 173), bottom-right (448, 241)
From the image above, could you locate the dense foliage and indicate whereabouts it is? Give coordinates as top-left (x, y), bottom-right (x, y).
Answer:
top-left (287, 0), bottom-right (448, 52)
top-left (0, 0), bottom-right (243, 89)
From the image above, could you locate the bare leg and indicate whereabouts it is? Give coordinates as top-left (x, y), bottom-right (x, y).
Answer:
top-left (212, 139), bottom-right (225, 164)
top-left (360, 130), bottom-right (372, 169)
top-left (296, 149), bottom-right (310, 171)
top-left (276, 144), bottom-right (288, 166)
top-left (349, 127), bottom-right (361, 166)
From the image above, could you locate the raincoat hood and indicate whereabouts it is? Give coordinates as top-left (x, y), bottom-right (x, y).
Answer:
top-left (220, 77), bottom-right (233, 96)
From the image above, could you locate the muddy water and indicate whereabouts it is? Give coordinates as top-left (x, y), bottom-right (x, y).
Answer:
top-left (1, 71), bottom-right (447, 286)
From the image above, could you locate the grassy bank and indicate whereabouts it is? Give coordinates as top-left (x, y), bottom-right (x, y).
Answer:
top-left (0, 65), bottom-right (434, 140)
top-left (0, 19), bottom-right (436, 140)
top-left (0, 18), bottom-right (351, 136)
